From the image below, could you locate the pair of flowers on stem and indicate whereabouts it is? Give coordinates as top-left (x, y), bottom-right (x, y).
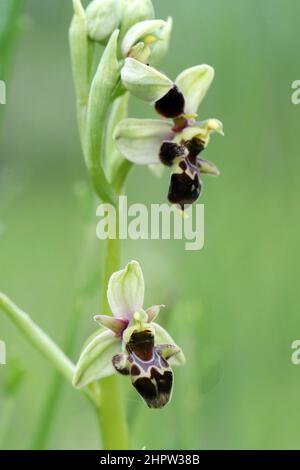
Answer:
top-left (116, 56), bottom-right (223, 209)
top-left (71, 0), bottom-right (223, 408)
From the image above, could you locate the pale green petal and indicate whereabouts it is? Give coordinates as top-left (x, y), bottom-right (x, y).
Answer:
top-left (121, 58), bottom-right (173, 102)
top-left (152, 322), bottom-right (186, 366)
top-left (107, 260), bottom-right (145, 320)
top-left (121, 19), bottom-right (165, 56)
top-left (114, 118), bottom-right (173, 164)
top-left (198, 158), bottom-right (220, 176)
top-left (73, 330), bottom-right (120, 388)
top-left (150, 17), bottom-right (173, 66)
top-left (175, 64), bottom-right (215, 114)
top-left (146, 304), bottom-right (165, 322)
top-left (94, 315), bottom-right (128, 334)
top-left (158, 343), bottom-right (182, 361)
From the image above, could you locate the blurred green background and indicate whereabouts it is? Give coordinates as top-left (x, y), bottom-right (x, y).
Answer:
top-left (1, 0), bottom-right (300, 450)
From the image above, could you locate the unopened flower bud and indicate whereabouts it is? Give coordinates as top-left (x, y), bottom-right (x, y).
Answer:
top-left (86, 0), bottom-right (120, 43)
top-left (119, 0), bottom-right (155, 40)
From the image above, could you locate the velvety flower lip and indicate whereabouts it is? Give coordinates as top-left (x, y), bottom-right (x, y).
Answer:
top-left (113, 329), bottom-right (176, 408)
top-left (73, 261), bottom-right (185, 408)
top-left (159, 141), bottom-right (188, 166)
top-left (155, 85), bottom-right (185, 118)
top-left (117, 60), bottom-right (224, 208)
top-left (168, 158), bottom-right (202, 210)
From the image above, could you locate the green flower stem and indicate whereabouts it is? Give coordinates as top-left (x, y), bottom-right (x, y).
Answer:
top-left (0, 397), bottom-right (16, 449)
top-left (98, 375), bottom-right (128, 450)
top-left (0, 293), bottom-right (75, 384)
top-left (30, 372), bottom-right (63, 450)
top-left (97, 233), bottom-right (129, 450)
top-left (0, 397), bottom-right (14, 448)
top-left (112, 159), bottom-right (133, 195)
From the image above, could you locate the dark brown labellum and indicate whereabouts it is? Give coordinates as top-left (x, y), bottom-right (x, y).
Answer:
top-left (168, 169), bottom-right (201, 209)
top-left (159, 141), bottom-right (186, 166)
top-left (133, 368), bottom-right (173, 409)
top-left (155, 85), bottom-right (185, 119)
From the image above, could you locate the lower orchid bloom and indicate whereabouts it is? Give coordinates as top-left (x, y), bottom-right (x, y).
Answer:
top-left (114, 58), bottom-right (224, 209)
top-left (73, 260), bottom-right (185, 409)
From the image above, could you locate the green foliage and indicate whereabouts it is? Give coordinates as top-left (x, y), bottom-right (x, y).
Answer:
top-left (0, 0), bottom-right (21, 76)
top-left (0, 0), bottom-right (22, 122)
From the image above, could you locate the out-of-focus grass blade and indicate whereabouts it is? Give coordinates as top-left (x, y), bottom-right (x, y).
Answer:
top-left (0, 0), bottom-right (22, 121)
top-left (0, 0), bottom-right (22, 76)
top-left (0, 358), bottom-right (25, 447)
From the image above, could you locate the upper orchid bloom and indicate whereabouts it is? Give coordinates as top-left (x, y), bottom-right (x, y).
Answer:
top-left (115, 59), bottom-right (224, 208)
top-left (121, 18), bottom-right (173, 64)
top-left (73, 260), bottom-right (185, 409)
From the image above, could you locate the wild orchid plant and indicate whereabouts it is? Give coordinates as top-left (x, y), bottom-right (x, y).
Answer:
top-left (0, 0), bottom-right (223, 450)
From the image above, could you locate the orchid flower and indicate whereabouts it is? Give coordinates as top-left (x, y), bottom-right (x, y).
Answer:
top-left (73, 261), bottom-right (185, 409)
top-left (121, 18), bottom-right (173, 65)
top-left (114, 58), bottom-right (224, 208)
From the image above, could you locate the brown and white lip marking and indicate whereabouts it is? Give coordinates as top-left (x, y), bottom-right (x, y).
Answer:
top-left (127, 330), bottom-right (174, 409)
top-left (113, 330), bottom-right (174, 409)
